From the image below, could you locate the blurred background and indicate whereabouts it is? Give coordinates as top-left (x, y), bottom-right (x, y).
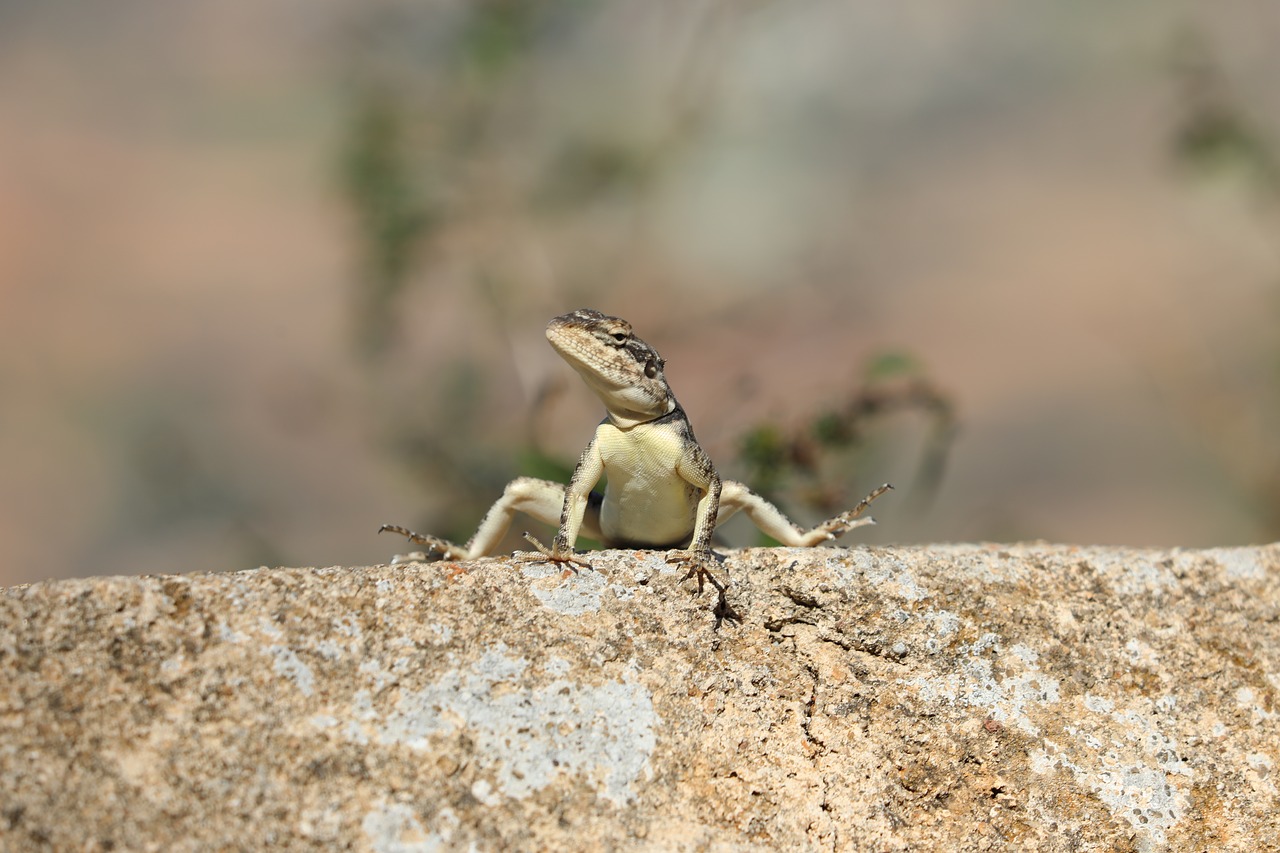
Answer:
top-left (2, 1), bottom-right (1279, 586)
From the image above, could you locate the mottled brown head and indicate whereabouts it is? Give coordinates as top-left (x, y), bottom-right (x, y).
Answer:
top-left (546, 309), bottom-right (676, 427)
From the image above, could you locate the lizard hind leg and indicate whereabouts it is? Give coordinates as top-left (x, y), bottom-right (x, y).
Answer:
top-left (380, 476), bottom-right (579, 563)
top-left (716, 481), bottom-right (893, 547)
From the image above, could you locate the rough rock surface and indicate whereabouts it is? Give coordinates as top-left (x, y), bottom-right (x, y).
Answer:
top-left (1, 543), bottom-right (1278, 851)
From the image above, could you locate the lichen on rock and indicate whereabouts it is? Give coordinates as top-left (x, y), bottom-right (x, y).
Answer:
top-left (1, 543), bottom-right (1277, 850)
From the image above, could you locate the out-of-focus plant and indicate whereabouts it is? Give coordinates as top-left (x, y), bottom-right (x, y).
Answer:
top-left (336, 2), bottom-right (751, 549)
top-left (737, 351), bottom-right (956, 543)
top-left (1171, 34), bottom-right (1279, 199)
top-left (338, 1), bottom-right (564, 357)
top-left (337, 2), bottom-right (579, 544)
top-left (341, 87), bottom-right (436, 357)
top-left (336, 3), bottom-right (952, 553)
top-left (1169, 30), bottom-right (1280, 539)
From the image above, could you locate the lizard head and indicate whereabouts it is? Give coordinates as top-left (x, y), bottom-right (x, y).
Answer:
top-left (546, 309), bottom-right (676, 428)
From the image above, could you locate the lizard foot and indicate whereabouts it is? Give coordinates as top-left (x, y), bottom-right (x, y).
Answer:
top-left (378, 524), bottom-right (465, 563)
top-left (813, 483), bottom-right (894, 539)
top-left (519, 532), bottom-right (594, 571)
top-left (666, 549), bottom-right (741, 627)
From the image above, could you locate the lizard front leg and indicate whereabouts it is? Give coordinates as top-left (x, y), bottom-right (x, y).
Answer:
top-left (665, 443), bottom-right (741, 624)
top-left (522, 436), bottom-right (605, 570)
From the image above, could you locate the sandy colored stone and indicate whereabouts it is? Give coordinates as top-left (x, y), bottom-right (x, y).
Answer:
top-left (1, 544), bottom-right (1278, 851)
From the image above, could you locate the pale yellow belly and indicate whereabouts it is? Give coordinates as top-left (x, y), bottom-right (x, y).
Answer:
top-left (595, 423), bottom-right (699, 547)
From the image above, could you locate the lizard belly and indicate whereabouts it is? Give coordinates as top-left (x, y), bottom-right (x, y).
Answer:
top-left (595, 424), bottom-right (699, 548)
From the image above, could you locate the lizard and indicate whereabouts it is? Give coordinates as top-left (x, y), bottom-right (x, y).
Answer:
top-left (381, 308), bottom-right (891, 622)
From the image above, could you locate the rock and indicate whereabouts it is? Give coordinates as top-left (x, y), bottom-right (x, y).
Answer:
top-left (1, 544), bottom-right (1278, 851)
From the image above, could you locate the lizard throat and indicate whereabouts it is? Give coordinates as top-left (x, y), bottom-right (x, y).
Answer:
top-left (602, 397), bottom-right (677, 430)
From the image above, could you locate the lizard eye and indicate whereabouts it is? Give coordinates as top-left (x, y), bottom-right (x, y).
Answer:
top-left (611, 332), bottom-right (628, 343)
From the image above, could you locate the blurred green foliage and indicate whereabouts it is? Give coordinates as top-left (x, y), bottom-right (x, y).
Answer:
top-left (1169, 30), bottom-right (1280, 539)
top-left (738, 351), bottom-right (955, 544)
top-left (336, 2), bottom-right (954, 551)
top-left (342, 88), bottom-right (435, 356)
top-left (337, 10), bottom-right (1279, 552)
top-left (1171, 33), bottom-right (1279, 198)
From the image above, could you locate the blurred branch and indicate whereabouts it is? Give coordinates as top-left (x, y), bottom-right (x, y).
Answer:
top-left (737, 351), bottom-right (956, 522)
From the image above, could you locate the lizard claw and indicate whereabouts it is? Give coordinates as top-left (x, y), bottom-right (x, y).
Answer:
top-left (520, 532), bottom-right (594, 570)
top-left (666, 549), bottom-right (741, 627)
